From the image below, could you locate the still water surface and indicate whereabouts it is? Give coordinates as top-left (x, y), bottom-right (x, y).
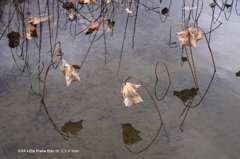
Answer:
top-left (0, 0), bottom-right (240, 158)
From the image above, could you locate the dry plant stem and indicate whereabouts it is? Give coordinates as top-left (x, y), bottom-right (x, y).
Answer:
top-left (169, 24), bottom-right (184, 48)
top-left (41, 99), bottom-right (74, 140)
top-left (31, 61), bottom-right (45, 97)
top-left (193, 25), bottom-right (216, 71)
top-left (184, 46), bottom-right (199, 89)
top-left (196, 11), bottom-right (222, 34)
top-left (179, 98), bottom-right (193, 132)
top-left (190, 46), bottom-right (199, 88)
top-left (124, 76), bottom-right (168, 154)
top-left (125, 76), bottom-right (163, 123)
top-left (183, 71), bottom-right (216, 108)
top-left (41, 61), bottom-right (64, 100)
top-left (154, 60), bottom-right (172, 101)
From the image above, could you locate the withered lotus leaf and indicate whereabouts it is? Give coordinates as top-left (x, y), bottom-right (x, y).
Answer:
top-left (176, 27), bottom-right (202, 47)
top-left (61, 119), bottom-right (83, 136)
top-left (60, 59), bottom-right (80, 86)
top-left (121, 82), bottom-right (143, 107)
top-left (122, 123), bottom-right (142, 145)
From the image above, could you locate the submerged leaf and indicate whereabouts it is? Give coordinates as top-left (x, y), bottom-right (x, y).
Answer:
top-left (61, 120), bottom-right (83, 136)
top-left (121, 82), bottom-right (143, 107)
top-left (60, 59), bottom-right (81, 86)
top-left (173, 87), bottom-right (198, 102)
top-left (122, 123), bottom-right (142, 146)
top-left (176, 27), bottom-right (202, 47)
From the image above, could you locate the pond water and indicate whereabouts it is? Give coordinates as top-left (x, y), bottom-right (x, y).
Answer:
top-left (0, 0), bottom-right (240, 158)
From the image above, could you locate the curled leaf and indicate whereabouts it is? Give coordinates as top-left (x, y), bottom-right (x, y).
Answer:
top-left (121, 82), bottom-right (143, 107)
top-left (107, 19), bottom-right (115, 29)
top-left (176, 27), bottom-right (202, 47)
top-left (60, 59), bottom-right (81, 86)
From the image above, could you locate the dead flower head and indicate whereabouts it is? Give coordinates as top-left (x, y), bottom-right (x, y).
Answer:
top-left (121, 82), bottom-right (144, 107)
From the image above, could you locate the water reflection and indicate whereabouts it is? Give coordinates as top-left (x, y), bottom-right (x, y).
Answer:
top-left (1, 0), bottom-right (240, 158)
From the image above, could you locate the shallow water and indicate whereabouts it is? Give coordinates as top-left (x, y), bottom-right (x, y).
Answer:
top-left (0, 0), bottom-right (240, 159)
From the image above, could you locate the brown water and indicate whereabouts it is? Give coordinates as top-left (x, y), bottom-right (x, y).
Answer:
top-left (0, 0), bottom-right (240, 158)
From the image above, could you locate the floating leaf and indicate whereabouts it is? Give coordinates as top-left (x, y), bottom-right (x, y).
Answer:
top-left (173, 87), bottom-right (198, 102)
top-left (54, 48), bottom-right (64, 56)
top-left (7, 31), bottom-right (20, 48)
top-left (161, 7), bottom-right (169, 15)
top-left (236, 71), bottom-right (240, 77)
top-left (121, 82), bottom-right (143, 107)
top-left (122, 123), bottom-right (142, 146)
top-left (61, 120), bottom-right (83, 136)
top-left (176, 27), bottom-right (202, 47)
top-left (60, 59), bottom-right (81, 86)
